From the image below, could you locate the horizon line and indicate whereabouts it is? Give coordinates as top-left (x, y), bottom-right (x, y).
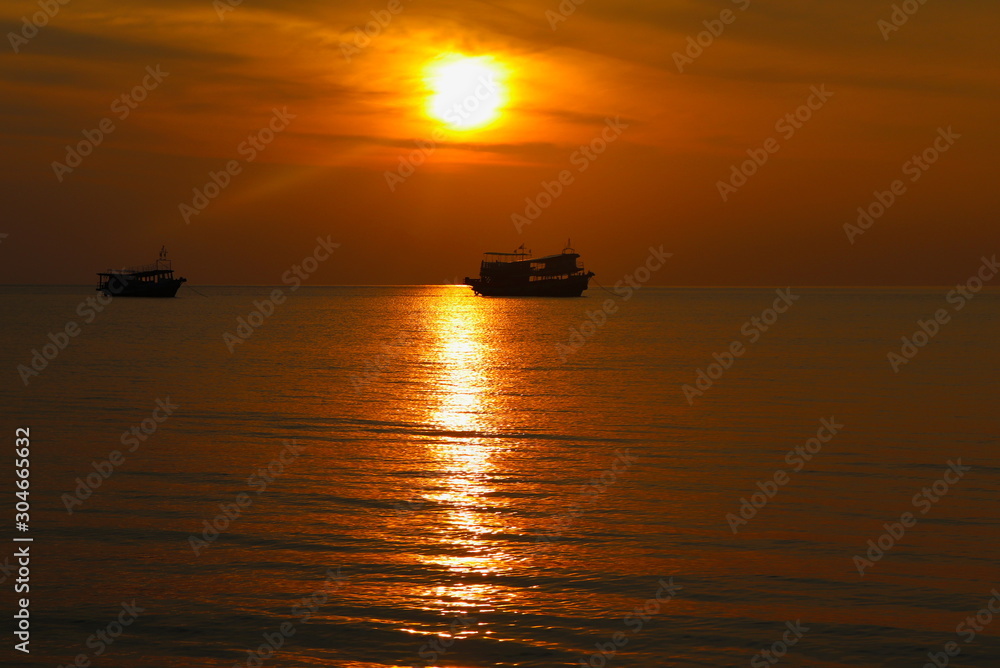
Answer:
top-left (3, 284), bottom-right (997, 290)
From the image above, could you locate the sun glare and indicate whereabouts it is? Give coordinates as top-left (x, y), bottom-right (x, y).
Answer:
top-left (426, 54), bottom-right (507, 131)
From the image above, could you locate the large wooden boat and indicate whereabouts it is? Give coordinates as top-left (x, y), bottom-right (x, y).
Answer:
top-left (96, 247), bottom-right (187, 297)
top-left (464, 243), bottom-right (594, 297)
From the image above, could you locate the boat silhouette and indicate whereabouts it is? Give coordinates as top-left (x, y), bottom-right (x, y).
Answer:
top-left (96, 246), bottom-right (187, 298)
top-left (464, 242), bottom-right (594, 297)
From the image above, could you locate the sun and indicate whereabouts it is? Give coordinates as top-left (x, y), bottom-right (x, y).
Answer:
top-left (426, 54), bottom-right (507, 131)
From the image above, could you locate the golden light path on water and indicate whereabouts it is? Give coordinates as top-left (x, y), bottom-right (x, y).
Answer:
top-left (405, 289), bottom-right (512, 641)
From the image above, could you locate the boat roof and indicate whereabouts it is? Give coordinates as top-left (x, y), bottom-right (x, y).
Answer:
top-left (98, 267), bottom-right (174, 277)
top-left (484, 252), bottom-right (577, 262)
top-left (532, 253), bottom-right (578, 261)
top-left (98, 257), bottom-right (174, 276)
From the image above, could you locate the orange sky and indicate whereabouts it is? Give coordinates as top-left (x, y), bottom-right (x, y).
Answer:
top-left (1, 0), bottom-right (997, 285)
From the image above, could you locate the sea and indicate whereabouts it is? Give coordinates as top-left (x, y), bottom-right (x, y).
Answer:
top-left (1, 285), bottom-right (998, 667)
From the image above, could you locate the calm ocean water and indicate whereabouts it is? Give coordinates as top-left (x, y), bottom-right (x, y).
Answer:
top-left (1, 285), bottom-right (998, 667)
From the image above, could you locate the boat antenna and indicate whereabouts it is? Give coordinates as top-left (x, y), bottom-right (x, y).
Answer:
top-left (160, 245), bottom-right (167, 260)
top-left (563, 238), bottom-right (574, 254)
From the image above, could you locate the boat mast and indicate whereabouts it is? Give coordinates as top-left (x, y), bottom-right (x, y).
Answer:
top-left (157, 245), bottom-right (171, 271)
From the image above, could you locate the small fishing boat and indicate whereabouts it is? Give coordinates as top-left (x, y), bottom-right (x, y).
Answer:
top-left (96, 247), bottom-right (187, 297)
top-left (464, 242), bottom-right (594, 297)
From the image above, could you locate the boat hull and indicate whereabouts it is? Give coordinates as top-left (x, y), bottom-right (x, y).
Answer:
top-left (465, 274), bottom-right (592, 297)
top-left (99, 278), bottom-right (186, 298)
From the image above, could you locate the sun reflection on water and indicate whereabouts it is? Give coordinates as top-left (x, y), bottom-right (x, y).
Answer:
top-left (415, 288), bottom-right (514, 634)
